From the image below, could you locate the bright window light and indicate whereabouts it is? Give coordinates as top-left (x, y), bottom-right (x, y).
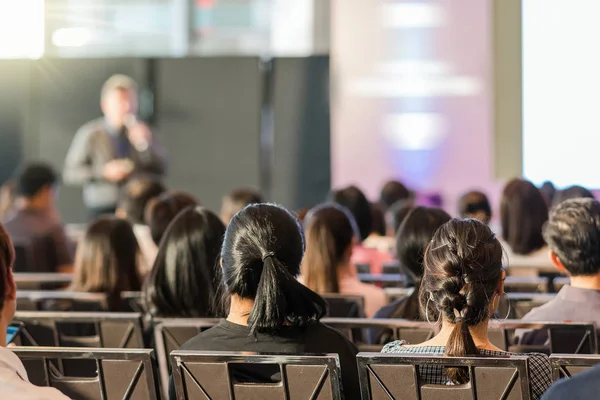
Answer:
top-left (0, 0), bottom-right (45, 59)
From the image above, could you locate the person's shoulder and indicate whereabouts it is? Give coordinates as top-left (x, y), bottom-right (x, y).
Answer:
top-left (308, 322), bottom-right (357, 350)
top-left (75, 118), bottom-right (105, 137)
top-left (542, 364), bottom-right (600, 400)
top-left (521, 298), bottom-right (560, 321)
top-left (179, 322), bottom-right (232, 351)
top-left (381, 340), bottom-right (411, 353)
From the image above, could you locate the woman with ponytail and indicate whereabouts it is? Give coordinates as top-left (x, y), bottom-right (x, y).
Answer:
top-left (382, 219), bottom-right (551, 399)
top-left (301, 203), bottom-right (386, 317)
top-left (174, 204), bottom-right (359, 399)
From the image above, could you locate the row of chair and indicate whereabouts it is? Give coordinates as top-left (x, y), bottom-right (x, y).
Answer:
top-left (11, 347), bottom-right (600, 400)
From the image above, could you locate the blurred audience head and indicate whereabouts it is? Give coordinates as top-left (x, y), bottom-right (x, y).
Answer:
top-left (15, 163), bottom-right (58, 211)
top-left (421, 219), bottom-right (504, 383)
top-left (386, 200), bottom-right (414, 236)
top-left (221, 203), bottom-right (326, 334)
top-left (144, 206), bottom-right (226, 318)
top-left (0, 180), bottom-right (16, 219)
top-left (329, 185), bottom-right (372, 241)
top-left (390, 207), bottom-right (451, 320)
top-left (540, 181), bottom-right (556, 207)
top-left (145, 191), bottom-right (198, 246)
top-left (220, 188), bottom-right (264, 225)
top-left (457, 190), bottom-right (492, 224)
top-left (101, 74), bottom-right (138, 129)
top-left (501, 178), bottom-right (548, 255)
top-left (380, 180), bottom-right (412, 210)
top-left (70, 216), bottom-right (141, 310)
top-left (544, 198), bottom-right (600, 278)
top-left (553, 185), bottom-right (595, 206)
top-left (370, 203), bottom-right (387, 236)
top-left (0, 222), bottom-right (16, 324)
top-left (117, 177), bottom-right (166, 225)
top-left (301, 203), bottom-right (358, 294)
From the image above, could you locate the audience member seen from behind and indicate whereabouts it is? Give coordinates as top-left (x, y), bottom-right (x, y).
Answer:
top-left (540, 362), bottom-right (600, 400)
top-left (382, 219), bottom-right (552, 399)
top-left (301, 204), bottom-right (386, 318)
top-left (517, 198), bottom-right (600, 345)
top-left (62, 216), bottom-right (142, 312)
top-left (500, 178), bottom-right (549, 268)
top-left (552, 185), bottom-right (595, 206)
top-left (143, 206), bottom-right (225, 318)
top-left (379, 180), bottom-right (412, 211)
top-left (116, 177), bottom-right (166, 272)
top-left (539, 181), bottom-right (556, 208)
top-left (145, 191), bottom-right (197, 246)
top-left (370, 207), bottom-right (451, 341)
top-left (220, 188), bottom-right (263, 226)
top-left (386, 200), bottom-right (414, 237)
top-left (0, 223), bottom-right (69, 398)
top-left (0, 180), bottom-right (16, 220)
top-left (457, 190), bottom-right (492, 225)
top-left (2, 163), bottom-right (74, 273)
top-left (363, 203), bottom-right (395, 253)
top-left (330, 185), bottom-right (393, 274)
top-left (173, 204), bottom-right (359, 399)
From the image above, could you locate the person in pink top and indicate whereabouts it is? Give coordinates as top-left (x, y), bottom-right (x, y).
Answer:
top-left (301, 203), bottom-right (386, 317)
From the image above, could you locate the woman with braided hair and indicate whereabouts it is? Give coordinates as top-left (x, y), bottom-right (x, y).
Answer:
top-left (382, 219), bottom-right (552, 399)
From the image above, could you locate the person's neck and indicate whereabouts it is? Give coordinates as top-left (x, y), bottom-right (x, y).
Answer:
top-left (226, 295), bottom-right (255, 326)
top-left (569, 273), bottom-right (600, 291)
top-left (0, 319), bottom-right (7, 349)
top-left (428, 319), bottom-right (500, 351)
top-left (17, 197), bottom-right (49, 212)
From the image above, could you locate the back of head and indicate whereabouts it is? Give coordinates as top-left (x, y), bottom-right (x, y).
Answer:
top-left (458, 191), bottom-right (492, 224)
top-left (387, 200), bottom-right (414, 235)
top-left (380, 180), bottom-right (411, 210)
top-left (145, 191), bottom-right (198, 245)
top-left (553, 185), bottom-right (595, 206)
top-left (540, 181), bottom-right (556, 207)
top-left (391, 207), bottom-right (451, 320)
top-left (0, 222), bottom-right (15, 314)
top-left (71, 216), bottom-right (141, 310)
top-left (301, 203), bottom-right (357, 294)
top-left (370, 203), bottom-right (387, 236)
top-left (118, 177), bottom-right (166, 225)
top-left (420, 219), bottom-right (503, 383)
top-left (501, 178), bottom-right (548, 255)
top-left (220, 188), bottom-right (264, 225)
top-left (101, 74), bottom-right (137, 99)
top-left (329, 185), bottom-right (372, 241)
top-left (221, 203), bottom-right (326, 334)
top-left (544, 198), bottom-right (600, 277)
top-left (15, 163), bottom-right (57, 199)
top-left (144, 206), bottom-right (226, 317)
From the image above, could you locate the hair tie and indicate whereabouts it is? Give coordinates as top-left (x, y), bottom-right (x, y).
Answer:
top-left (262, 251), bottom-right (275, 262)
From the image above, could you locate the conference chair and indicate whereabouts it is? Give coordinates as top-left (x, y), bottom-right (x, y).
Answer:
top-left (321, 293), bottom-right (365, 318)
top-left (170, 351), bottom-right (343, 400)
top-left (13, 347), bottom-right (159, 400)
top-left (153, 318), bottom-right (220, 399)
top-left (13, 272), bottom-right (73, 290)
top-left (549, 354), bottom-right (600, 381)
top-left (16, 290), bottom-right (144, 313)
top-left (357, 353), bottom-right (531, 400)
top-left (503, 276), bottom-right (549, 293)
top-left (357, 273), bottom-right (407, 288)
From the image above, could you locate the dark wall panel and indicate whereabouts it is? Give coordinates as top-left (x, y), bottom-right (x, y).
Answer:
top-left (272, 56), bottom-right (330, 211)
top-left (155, 58), bottom-right (262, 212)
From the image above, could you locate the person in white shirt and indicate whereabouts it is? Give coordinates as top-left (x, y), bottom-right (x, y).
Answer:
top-left (0, 222), bottom-right (69, 399)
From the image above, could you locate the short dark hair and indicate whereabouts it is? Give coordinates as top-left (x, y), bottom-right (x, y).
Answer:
top-left (329, 185), bottom-right (372, 241)
top-left (553, 185), bottom-right (595, 206)
top-left (222, 203), bottom-right (326, 334)
top-left (501, 179), bottom-right (548, 255)
top-left (387, 200), bottom-right (414, 234)
top-left (370, 203), bottom-right (387, 236)
top-left (220, 188), bottom-right (264, 224)
top-left (16, 163), bottom-right (57, 198)
top-left (0, 222), bottom-right (15, 312)
top-left (144, 206), bottom-right (226, 318)
top-left (118, 177), bottom-right (166, 224)
top-left (544, 198), bottom-right (600, 276)
top-left (145, 191), bottom-right (198, 245)
top-left (380, 180), bottom-right (411, 210)
top-left (458, 191), bottom-right (492, 224)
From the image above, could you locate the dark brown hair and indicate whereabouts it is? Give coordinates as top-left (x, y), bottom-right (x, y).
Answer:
top-left (501, 179), bottom-right (548, 255)
top-left (145, 191), bottom-right (198, 245)
top-left (420, 219), bottom-right (503, 383)
top-left (0, 222), bottom-right (15, 312)
top-left (70, 216), bottom-right (141, 311)
top-left (301, 204), bottom-right (357, 294)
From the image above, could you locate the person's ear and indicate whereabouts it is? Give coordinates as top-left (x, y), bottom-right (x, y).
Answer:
top-left (549, 250), bottom-right (568, 274)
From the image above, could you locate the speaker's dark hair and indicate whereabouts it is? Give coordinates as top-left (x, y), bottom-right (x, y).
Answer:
top-left (221, 203), bottom-right (326, 334)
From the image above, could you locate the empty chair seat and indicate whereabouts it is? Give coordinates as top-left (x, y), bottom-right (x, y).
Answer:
top-left (170, 351), bottom-right (343, 400)
top-left (13, 347), bottom-right (159, 400)
top-left (357, 353), bottom-right (531, 400)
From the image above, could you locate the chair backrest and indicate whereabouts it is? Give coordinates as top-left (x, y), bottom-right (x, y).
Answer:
top-left (13, 311), bottom-right (145, 348)
top-left (357, 273), bottom-right (406, 288)
top-left (494, 321), bottom-right (598, 354)
top-left (170, 351), bottom-right (343, 400)
top-left (549, 354), bottom-right (600, 381)
top-left (153, 318), bottom-right (219, 399)
top-left (16, 290), bottom-right (143, 312)
top-left (357, 353), bottom-right (531, 400)
top-left (13, 347), bottom-right (159, 400)
top-left (13, 272), bottom-right (73, 290)
top-left (321, 294), bottom-right (365, 318)
top-left (504, 276), bottom-right (549, 293)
